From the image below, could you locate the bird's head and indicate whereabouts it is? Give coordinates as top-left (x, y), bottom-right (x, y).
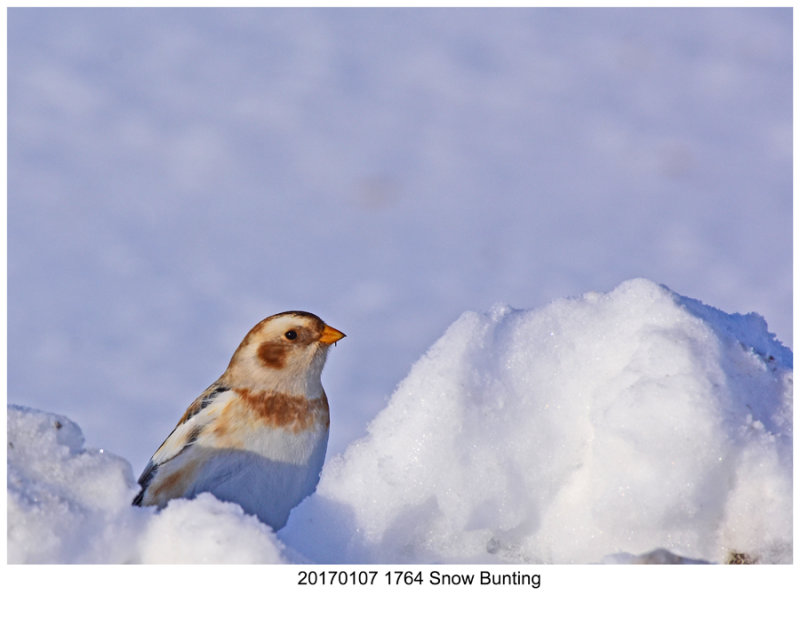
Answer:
top-left (223, 311), bottom-right (345, 396)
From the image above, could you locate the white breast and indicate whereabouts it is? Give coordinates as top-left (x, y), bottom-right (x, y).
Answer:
top-left (186, 422), bottom-right (329, 529)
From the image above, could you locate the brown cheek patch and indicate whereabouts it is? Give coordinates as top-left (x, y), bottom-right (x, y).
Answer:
top-left (257, 342), bottom-right (289, 369)
top-left (237, 390), bottom-right (328, 433)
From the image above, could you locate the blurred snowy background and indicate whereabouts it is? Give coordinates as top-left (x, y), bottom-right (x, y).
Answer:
top-left (7, 7), bottom-right (792, 473)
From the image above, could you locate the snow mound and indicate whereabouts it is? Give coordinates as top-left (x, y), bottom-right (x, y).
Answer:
top-left (7, 279), bottom-right (792, 564)
top-left (281, 279), bottom-right (792, 564)
top-left (7, 405), bottom-right (287, 563)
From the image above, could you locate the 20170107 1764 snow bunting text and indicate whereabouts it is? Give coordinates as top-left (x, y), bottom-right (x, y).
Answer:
top-left (296, 569), bottom-right (542, 589)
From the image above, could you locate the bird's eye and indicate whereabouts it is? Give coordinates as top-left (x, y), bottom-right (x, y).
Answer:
top-left (284, 330), bottom-right (298, 341)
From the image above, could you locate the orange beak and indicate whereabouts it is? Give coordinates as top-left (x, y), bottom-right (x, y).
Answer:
top-left (319, 324), bottom-right (346, 345)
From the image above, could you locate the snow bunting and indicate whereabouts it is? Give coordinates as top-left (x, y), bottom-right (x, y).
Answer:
top-left (132, 311), bottom-right (345, 529)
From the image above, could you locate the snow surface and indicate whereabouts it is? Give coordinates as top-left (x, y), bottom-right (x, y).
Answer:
top-left (7, 280), bottom-right (792, 564)
top-left (7, 8), bottom-right (793, 478)
top-left (7, 405), bottom-right (288, 564)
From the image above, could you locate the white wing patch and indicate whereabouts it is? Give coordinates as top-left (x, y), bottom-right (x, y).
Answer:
top-left (132, 386), bottom-right (236, 505)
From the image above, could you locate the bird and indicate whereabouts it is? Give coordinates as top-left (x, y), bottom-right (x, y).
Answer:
top-left (132, 311), bottom-right (345, 530)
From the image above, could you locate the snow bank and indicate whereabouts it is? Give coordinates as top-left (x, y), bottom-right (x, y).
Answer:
top-left (7, 279), bottom-right (792, 564)
top-left (7, 405), bottom-right (287, 563)
top-left (281, 279), bottom-right (792, 564)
